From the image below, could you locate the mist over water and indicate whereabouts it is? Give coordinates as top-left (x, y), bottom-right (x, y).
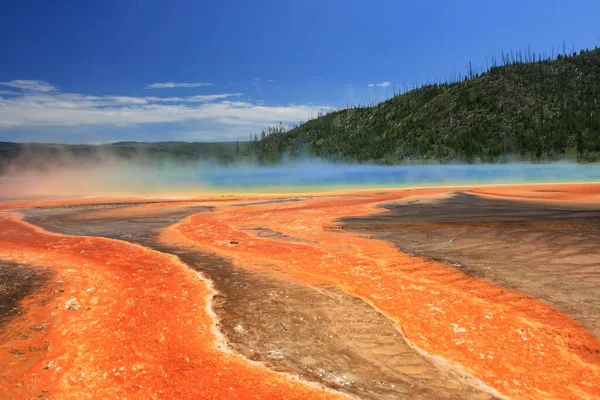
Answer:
top-left (2, 158), bottom-right (600, 199)
top-left (206, 162), bottom-right (600, 189)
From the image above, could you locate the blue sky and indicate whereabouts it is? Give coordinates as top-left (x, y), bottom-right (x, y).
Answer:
top-left (1, 0), bottom-right (599, 143)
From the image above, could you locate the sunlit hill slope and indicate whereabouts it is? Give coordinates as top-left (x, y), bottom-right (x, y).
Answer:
top-left (256, 47), bottom-right (600, 163)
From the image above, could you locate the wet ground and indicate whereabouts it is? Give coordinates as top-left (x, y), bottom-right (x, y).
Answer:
top-left (0, 261), bottom-right (52, 327)
top-left (0, 184), bottom-right (599, 399)
top-left (340, 192), bottom-right (600, 337)
top-left (20, 202), bottom-right (494, 399)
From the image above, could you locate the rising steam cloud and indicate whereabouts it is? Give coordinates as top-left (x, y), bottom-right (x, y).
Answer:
top-left (2, 147), bottom-right (600, 199)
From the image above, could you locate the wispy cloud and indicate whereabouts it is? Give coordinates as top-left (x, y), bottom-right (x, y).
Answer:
top-left (147, 93), bottom-right (242, 103)
top-left (0, 82), bottom-right (330, 134)
top-left (368, 81), bottom-right (391, 87)
top-left (0, 79), bottom-right (57, 92)
top-left (251, 78), bottom-right (263, 93)
top-left (144, 82), bottom-right (213, 89)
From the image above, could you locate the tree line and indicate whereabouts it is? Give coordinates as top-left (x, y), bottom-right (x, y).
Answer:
top-left (254, 45), bottom-right (600, 164)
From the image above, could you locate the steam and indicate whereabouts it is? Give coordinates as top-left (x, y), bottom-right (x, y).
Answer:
top-left (2, 147), bottom-right (600, 199)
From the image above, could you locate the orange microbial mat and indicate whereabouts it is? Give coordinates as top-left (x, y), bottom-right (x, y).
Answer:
top-left (1, 184), bottom-right (599, 399)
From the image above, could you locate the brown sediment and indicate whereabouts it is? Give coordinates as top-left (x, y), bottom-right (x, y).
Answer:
top-left (0, 195), bottom-right (275, 211)
top-left (341, 191), bottom-right (600, 337)
top-left (167, 187), bottom-right (600, 399)
top-left (21, 201), bottom-right (495, 399)
top-left (0, 260), bottom-right (52, 327)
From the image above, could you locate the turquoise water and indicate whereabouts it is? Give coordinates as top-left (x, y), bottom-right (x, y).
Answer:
top-left (7, 161), bottom-right (600, 197)
top-left (195, 162), bottom-right (600, 190)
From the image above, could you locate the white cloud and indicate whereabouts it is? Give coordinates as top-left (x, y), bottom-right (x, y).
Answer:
top-left (367, 81), bottom-right (391, 87)
top-left (0, 79), bottom-right (57, 92)
top-left (0, 83), bottom-right (330, 130)
top-left (147, 93), bottom-right (242, 103)
top-left (144, 82), bottom-right (213, 89)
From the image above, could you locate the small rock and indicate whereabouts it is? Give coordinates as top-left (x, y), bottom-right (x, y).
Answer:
top-left (234, 324), bottom-right (245, 334)
top-left (266, 350), bottom-right (284, 360)
top-left (65, 298), bottom-right (81, 311)
top-left (43, 361), bottom-right (56, 370)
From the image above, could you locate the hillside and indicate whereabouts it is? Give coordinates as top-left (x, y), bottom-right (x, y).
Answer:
top-left (2, 48), bottom-right (599, 170)
top-left (256, 48), bottom-right (600, 163)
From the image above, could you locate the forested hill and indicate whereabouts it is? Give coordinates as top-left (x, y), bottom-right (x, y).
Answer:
top-left (255, 47), bottom-right (600, 163)
top-left (2, 48), bottom-right (599, 171)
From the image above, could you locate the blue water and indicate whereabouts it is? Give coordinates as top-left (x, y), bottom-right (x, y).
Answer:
top-left (8, 161), bottom-right (600, 198)
top-left (193, 162), bottom-right (600, 190)
top-left (13, 161), bottom-right (598, 196)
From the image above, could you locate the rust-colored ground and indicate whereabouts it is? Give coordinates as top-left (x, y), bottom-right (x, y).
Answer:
top-left (1, 183), bottom-right (599, 399)
top-left (468, 183), bottom-right (600, 203)
top-left (0, 213), bottom-right (342, 399)
top-left (166, 186), bottom-right (600, 400)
